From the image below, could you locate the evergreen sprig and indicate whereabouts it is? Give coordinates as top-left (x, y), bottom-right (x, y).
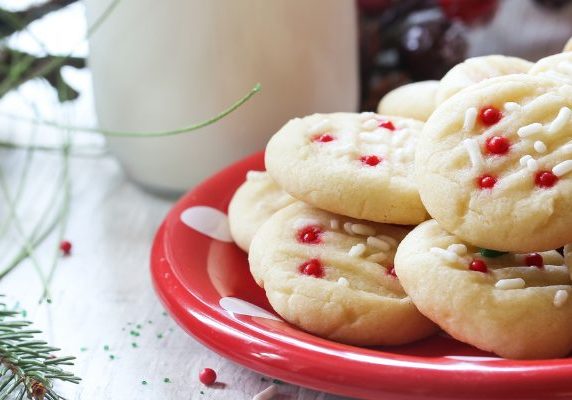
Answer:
top-left (0, 301), bottom-right (79, 400)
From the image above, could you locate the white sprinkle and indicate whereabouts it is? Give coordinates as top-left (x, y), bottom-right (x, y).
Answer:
top-left (393, 149), bottom-right (405, 162)
top-left (540, 71), bottom-right (572, 84)
top-left (552, 160), bottom-right (572, 177)
top-left (330, 143), bottom-right (357, 157)
top-left (330, 219), bottom-right (340, 230)
top-left (376, 235), bottom-right (398, 247)
top-left (554, 290), bottom-right (569, 308)
top-left (252, 385), bottom-right (278, 400)
top-left (308, 119), bottom-right (331, 135)
top-left (292, 218), bottom-right (320, 230)
top-left (557, 61), bottom-right (572, 75)
top-left (367, 236), bottom-right (391, 251)
top-left (360, 111), bottom-right (377, 121)
top-left (519, 154), bottom-right (533, 166)
top-left (343, 222), bottom-right (354, 235)
top-left (430, 247), bottom-right (459, 263)
top-left (351, 223), bottom-right (376, 236)
top-left (533, 141), bottom-right (547, 153)
top-left (391, 132), bottom-right (407, 146)
top-left (348, 243), bottom-right (367, 257)
top-left (463, 107), bottom-right (478, 131)
top-left (548, 107), bottom-right (571, 134)
top-left (362, 118), bottom-right (378, 130)
top-left (504, 102), bottom-right (521, 112)
top-left (246, 170), bottom-right (267, 181)
top-left (495, 278), bottom-right (526, 290)
top-left (517, 123), bottom-right (543, 138)
top-left (367, 252), bottom-right (387, 263)
top-left (359, 131), bottom-right (383, 143)
top-left (447, 244), bottom-right (467, 256)
top-left (462, 138), bottom-right (484, 171)
top-left (526, 158), bottom-right (539, 172)
top-left (337, 277), bottom-right (350, 287)
top-left (562, 143), bottom-right (572, 153)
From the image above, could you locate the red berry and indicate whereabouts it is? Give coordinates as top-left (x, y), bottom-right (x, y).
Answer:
top-left (525, 253), bottom-right (544, 268)
top-left (360, 155), bottom-right (382, 167)
top-left (199, 368), bottom-right (217, 386)
top-left (387, 265), bottom-right (397, 278)
top-left (297, 225), bottom-right (322, 245)
top-left (535, 171), bottom-right (558, 188)
top-left (469, 259), bottom-right (488, 273)
top-left (485, 136), bottom-right (510, 155)
top-left (59, 240), bottom-right (72, 255)
top-left (477, 174), bottom-right (497, 189)
top-left (378, 119), bottom-right (395, 131)
top-left (299, 259), bottom-right (324, 278)
top-left (479, 106), bottom-right (502, 126)
top-left (314, 133), bottom-right (334, 143)
top-left (439, 0), bottom-right (499, 26)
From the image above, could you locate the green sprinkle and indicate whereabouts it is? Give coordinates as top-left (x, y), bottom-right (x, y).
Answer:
top-left (162, 311), bottom-right (167, 316)
top-left (131, 342), bottom-right (138, 348)
top-left (46, 299), bottom-right (52, 304)
top-left (200, 391), bottom-right (204, 395)
top-left (136, 324), bottom-right (142, 329)
top-left (168, 327), bottom-right (174, 332)
top-left (109, 355), bottom-right (115, 360)
top-left (272, 379), bottom-right (284, 385)
top-left (130, 330), bottom-right (140, 337)
top-left (21, 310), bottom-right (27, 318)
top-left (156, 333), bottom-right (163, 339)
top-left (163, 378), bottom-right (171, 383)
top-left (260, 377), bottom-right (268, 382)
top-left (80, 347), bottom-right (88, 352)
top-left (480, 248), bottom-right (508, 258)
top-left (142, 380), bottom-right (148, 385)
top-left (148, 320), bottom-right (153, 324)
top-left (103, 345), bottom-right (109, 351)
top-left (127, 322), bottom-right (133, 325)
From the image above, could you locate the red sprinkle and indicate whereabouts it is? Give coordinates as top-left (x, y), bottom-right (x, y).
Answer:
top-left (387, 265), bottom-right (397, 278)
top-left (525, 253), bottom-right (544, 268)
top-left (299, 259), bottom-right (325, 278)
top-left (477, 174), bottom-right (497, 189)
top-left (199, 368), bottom-right (217, 386)
top-left (313, 133), bottom-right (334, 143)
top-left (485, 136), bottom-right (510, 155)
top-left (59, 240), bottom-right (72, 256)
top-left (479, 106), bottom-right (502, 126)
top-left (360, 155), bottom-right (382, 167)
top-left (378, 119), bottom-right (396, 131)
top-left (535, 170), bottom-right (558, 188)
top-left (469, 259), bottom-right (488, 273)
top-left (297, 225), bottom-right (323, 245)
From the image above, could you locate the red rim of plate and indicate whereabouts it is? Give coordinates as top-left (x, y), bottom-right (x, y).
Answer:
top-left (151, 151), bottom-right (572, 400)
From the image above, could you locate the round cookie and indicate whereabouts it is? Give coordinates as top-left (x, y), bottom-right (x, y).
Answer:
top-left (377, 81), bottom-right (439, 122)
top-left (529, 52), bottom-right (572, 85)
top-left (228, 170), bottom-right (296, 252)
top-left (417, 74), bottom-right (572, 252)
top-left (564, 37), bottom-right (572, 52)
top-left (394, 219), bottom-right (572, 360)
top-left (436, 55), bottom-right (532, 105)
top-left (265, 112), bottom-right (428, 225)
top-left (249, 202), bottom-right (438, 346)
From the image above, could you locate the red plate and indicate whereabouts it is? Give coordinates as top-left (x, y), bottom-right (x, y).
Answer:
top-left (151, 152), bottom-right (572, 400)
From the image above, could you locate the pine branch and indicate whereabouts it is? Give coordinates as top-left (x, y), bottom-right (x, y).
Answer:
top-left (0, 47), bottom-right (85, 101)
top-left (0, 0), bottom-right (79, 39)
top-left (0, 300), bottom-right (80, 400)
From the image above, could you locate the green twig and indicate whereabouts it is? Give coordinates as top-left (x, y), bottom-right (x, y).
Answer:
top-left (0, 82), bottom-right (262, 137)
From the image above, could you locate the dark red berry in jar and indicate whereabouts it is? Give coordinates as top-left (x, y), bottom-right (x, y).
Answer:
top-left (299, 259), bottom-right (324, 278)
top-left (378, 119), bottom-right (395, 130)
top-left (357, 0), bottom-right (392, 13)
top-left (469, 259), bottom-right (488, 273)
top-left (297, 225), bottom-right (322, 245)
top-left (60, 240), bottom-right (72, 255)
top-left (479, 106), bottom-right (502, 126)
top-left (525, 253), bottom-right (544, 268)
top-left (533, 0), bottom-right (572, 10)
top-left (360, 155), bottom-right (382, 167)
top-left (535, 171), bottom-right (558, 188)
top-left (439, 0), bottom-right (499, 26)
top-left (477, 175), bottom-right (497, 189)
top-left (485, 136), bottom-right (510, 155)
top-left (199, 368), bottom-right (217, 386)
top-left (314, 133), bottom-right (334, 143)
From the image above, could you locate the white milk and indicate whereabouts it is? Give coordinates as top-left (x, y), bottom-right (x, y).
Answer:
top-left (85, 0), bottom-right (358, 195)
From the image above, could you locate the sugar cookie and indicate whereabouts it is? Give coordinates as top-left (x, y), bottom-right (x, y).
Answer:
top-left (377, 81), bottom-right (439, 122)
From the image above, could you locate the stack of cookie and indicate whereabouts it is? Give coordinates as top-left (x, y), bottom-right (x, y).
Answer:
top-left (228, 38), bottom-right (572, 359)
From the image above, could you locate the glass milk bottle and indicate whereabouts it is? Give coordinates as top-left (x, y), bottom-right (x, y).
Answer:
top-left (85, 0), bottom-right (358, 195)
